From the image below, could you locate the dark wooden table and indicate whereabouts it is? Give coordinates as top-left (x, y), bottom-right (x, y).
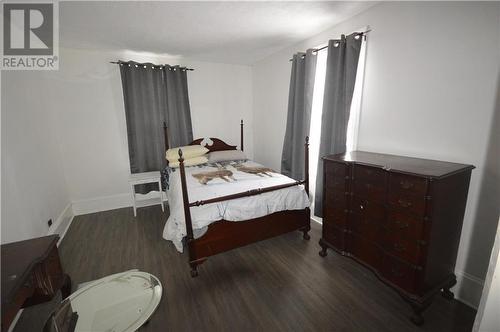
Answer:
top-left (1, 235), bottom-right (71, 332)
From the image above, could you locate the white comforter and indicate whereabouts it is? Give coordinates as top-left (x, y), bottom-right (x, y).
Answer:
top-left (162, 160), bottom-right (310, 252)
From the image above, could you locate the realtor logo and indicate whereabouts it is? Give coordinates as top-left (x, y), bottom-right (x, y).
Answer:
top-left (1, 2), bottom-right (59, 70)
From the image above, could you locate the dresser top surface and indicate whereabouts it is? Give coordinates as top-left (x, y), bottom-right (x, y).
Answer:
top-left (323, 151), bottom-right (474, 178)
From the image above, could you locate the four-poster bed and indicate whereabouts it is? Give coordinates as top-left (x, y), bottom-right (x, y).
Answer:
top-left (164, 120), bottom-right (311, 277)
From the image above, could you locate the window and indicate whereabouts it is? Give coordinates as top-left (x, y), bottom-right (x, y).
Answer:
top-left (309, 33), bottom-right (367, 221)
top-left (346, 37), bottom-right (367, 152)
top-left (308, 45), bottom-right (328, 220)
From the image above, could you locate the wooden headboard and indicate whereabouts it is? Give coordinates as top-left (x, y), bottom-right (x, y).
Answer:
top-left (188, 138), bottom-right (237, 152)
top-left (164, 120), bottom-right (244, 153)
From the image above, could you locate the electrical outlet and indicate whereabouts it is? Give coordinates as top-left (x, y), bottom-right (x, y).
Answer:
top-left (48, 219), bottom-right (53, 228)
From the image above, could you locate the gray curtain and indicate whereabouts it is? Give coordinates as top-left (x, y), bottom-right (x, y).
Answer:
top-left (120, 62), bottom-right (193, 193)
top-left (314, 34), bottom-right (362, 217)
top-left (164, 65), bottom-right (193, 148)
top-left (281, 49), bottom-right (317, 180)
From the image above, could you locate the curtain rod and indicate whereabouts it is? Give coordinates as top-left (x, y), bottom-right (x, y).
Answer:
top-left (288, 29), bottom-right (371, 62)
top-left (110, 61), bottom-right (194, 71)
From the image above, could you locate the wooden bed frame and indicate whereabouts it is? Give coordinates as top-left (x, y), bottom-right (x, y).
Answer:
top-left (165, 120), bottom-right (311, 277)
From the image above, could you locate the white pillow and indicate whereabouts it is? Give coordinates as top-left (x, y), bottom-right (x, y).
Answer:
top-left (166, 145), bottom-right (208, 163)
top-left (207, 150), bottom-right (247, 163)
top-left (168, 156), bottom-right (208, 168)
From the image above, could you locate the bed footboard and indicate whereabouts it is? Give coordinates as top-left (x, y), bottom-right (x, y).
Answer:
top-left (187, 208), bottom-right (310, 276)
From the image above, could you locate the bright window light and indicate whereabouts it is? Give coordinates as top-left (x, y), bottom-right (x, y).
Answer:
top-left (308, 46), bottom-right (327, 220)
top-left (309, 33), bottom-right (367, 221)
top-left (346, 38), bottom-right (367, 152)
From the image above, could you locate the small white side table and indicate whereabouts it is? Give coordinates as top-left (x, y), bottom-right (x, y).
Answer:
top-left (129, 171), bottom-right (165, 217)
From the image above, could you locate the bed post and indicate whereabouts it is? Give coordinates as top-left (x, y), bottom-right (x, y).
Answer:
top-left (304, 136), bottom-right (309, 197)
top-left (302, 136), bottom-right (311, 240)
top-left (240, 119), bottom-right (244, 152)
top-left (178, 149), bottom-right (198, 277)
top-left (163, 121), bottom-right (169, 152)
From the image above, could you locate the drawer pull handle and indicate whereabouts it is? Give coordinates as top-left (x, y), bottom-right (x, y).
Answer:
top-left (360, 205), bottom-right (364, 210)
top-left (393, 243), bottom-right (406, 252)
top-left (398, 199), bottom-right (412, 208)
top-left (395, 221), bottom-right (409, 229)
top-left (400, 180), bottom-right (414, 189)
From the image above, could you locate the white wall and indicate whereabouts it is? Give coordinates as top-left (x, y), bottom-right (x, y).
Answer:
top-left (474, 219), bottom-right (500, 331)
top-left (2, 48), bottom-right (253, 216)
top-left (1, 71), bottom-right (71, 243)
top-left (252, 1), bottom-right (500, 307)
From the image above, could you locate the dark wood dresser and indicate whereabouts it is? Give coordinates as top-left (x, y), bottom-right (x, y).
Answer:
top-left (319, 151), bottom-right (474, 325)
top-left (1, 235), bottom-right (71, 331)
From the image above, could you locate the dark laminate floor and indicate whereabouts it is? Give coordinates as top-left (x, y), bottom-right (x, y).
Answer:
top-left (15, 206), bottom-right (476, 331)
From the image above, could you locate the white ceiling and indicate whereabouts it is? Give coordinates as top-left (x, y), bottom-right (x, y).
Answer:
top-left (60, 1), bottom-right (376, 65)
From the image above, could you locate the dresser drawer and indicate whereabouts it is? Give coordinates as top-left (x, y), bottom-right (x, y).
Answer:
top-left (389, 173), bottom-right (427, 197)
top-left (325, 176), bottom-right (347, 191)
top-left (325, 162), bottom-right (349, 191)
top-left (353, 165), bottom-right (385, 184)
top-left (382, 254), bottom-right (418, 293)
top-left (351, 196), bottom-right (385, 221)
top-left (388, 193), bottom-right (427, 217)
top-left (28, 247), bottom-right (65, 305)
top-left (353, 165), bottom-right (386, 202)
top-left (350, 212), bottom-right (383, 243)
top-left (325, 161), bottom-right (348, 178)
top-left (353, 179), bottom-right (386, 203)
top-left (324, 205), bottom-right (348, 228)
top-left (323, 224), bottom-right (346, 251)
top-left (387, 210), bottom-right (424, 240)
top-left (350, 234), bottom-right (383, 270)
top-left (382, 232), bottom-right (422, 265)
top-left (324, 187), bottom-right (348, 209)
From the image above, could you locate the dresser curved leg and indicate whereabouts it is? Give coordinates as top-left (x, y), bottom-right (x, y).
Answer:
top-left (408, 297), bottom-right (433, 326)
top-left (441, 288), bottom-right (454, 300)
top-left (441, 276), bottom-right (456, 300)
top-left (61, 274), bottom-right (72, 299)
top-left (410, 303), bottom-right (425, 326)
top-left (410, 312), bottom-right (424, 326)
